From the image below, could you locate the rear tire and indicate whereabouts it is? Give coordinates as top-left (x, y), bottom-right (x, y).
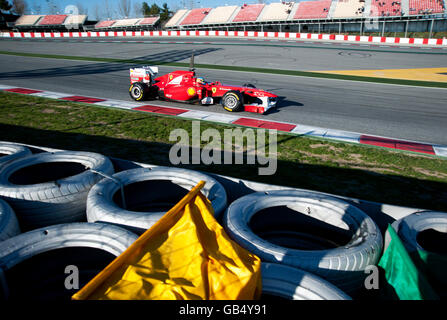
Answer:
top-left (221, 90), bottom-right (243, 112)
top-left (129, 83), bottom-right (148, 101)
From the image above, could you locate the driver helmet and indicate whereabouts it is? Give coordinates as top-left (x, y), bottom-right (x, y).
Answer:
top-left (196, 77), bottom-right (205, 85)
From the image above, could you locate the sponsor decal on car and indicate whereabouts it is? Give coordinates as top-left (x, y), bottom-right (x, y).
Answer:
top-left (187, 87), bottom-right (196, 96)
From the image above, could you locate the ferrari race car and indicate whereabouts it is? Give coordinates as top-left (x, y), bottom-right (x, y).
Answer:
top-left (128, 66), bottom-right (278, 114)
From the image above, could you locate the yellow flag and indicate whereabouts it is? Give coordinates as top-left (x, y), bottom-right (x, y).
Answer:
top-left (72, 181), bottom-right (262, 300)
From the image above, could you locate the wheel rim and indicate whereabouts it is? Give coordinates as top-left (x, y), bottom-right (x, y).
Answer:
top-left (132, 87), bottom-right (141, 98)
top-left (225, 95), bottom-right (238, 109)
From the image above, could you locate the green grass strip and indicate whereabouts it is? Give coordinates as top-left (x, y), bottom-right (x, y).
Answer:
top-left (1, 50), bottom-right (446, 88)
top-left (1, 91), bottom-right (446, 212)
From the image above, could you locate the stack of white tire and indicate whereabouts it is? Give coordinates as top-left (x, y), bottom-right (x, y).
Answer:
top-left (0, 150), bottom-right (114, 230)
top-left (0, 143), bottom-right (31, 240)
top-left (0, 142), bottom-right (32, 167)
top-left (261, 262), bottom-right (351, 300)
top-left (86, 167), bottom-right (228, 233)
top-left (223, 190), bottom-right (384, 295)
top-left (0, 141), bottom-right (396, 300)
top-left (0, 198), bottom-right (20, 241)
top-left (0, 223), bottom-right (138, 300)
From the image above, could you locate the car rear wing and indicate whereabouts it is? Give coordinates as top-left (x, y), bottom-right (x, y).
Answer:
top-left (130, 66), bottom-right (159, 84)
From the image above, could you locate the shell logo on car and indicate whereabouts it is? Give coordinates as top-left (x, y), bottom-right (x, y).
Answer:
top-left (187, 87), bottom-right (196, 96)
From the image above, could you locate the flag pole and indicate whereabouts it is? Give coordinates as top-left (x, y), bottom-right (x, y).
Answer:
top-left (72, 180), bottom-right (206, 300)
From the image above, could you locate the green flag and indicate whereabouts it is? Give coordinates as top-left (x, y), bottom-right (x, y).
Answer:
top-left (378, 225), bottom-right (439, 300)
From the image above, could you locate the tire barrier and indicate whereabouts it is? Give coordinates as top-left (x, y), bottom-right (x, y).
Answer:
top-left (389, 211), bottom-right (447, 298)
top-left (390, 211), bottom-right (447, 254)
top-left (0, 142), bottom-right (31, 167)
top-left (0, 222), bottom-right (138, 300)
top-left (86, 167), bottom-right (228, 233)
top-left (223, 190), bottom-right (383, 294)
top-left (0, 198), bottom-right (20, 241)
top-left (0, 151), bottom-right (114, 231)
top-left (261, 263), bottom-right (351, 300)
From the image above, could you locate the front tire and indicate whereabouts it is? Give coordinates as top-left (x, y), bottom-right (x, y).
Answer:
top-left (129, 82), bottom-right (148, 101)
top-left (221, 90), bottom-right (243, 112)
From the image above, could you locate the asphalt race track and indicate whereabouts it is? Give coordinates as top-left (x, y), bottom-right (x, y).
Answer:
top-left (2, 36), bottom-right (447, 71)
top-left (1, 37), bottom-right (447, 145)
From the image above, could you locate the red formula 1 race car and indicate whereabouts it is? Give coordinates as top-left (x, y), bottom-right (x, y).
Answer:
top-left (128, 66), bottom-right (278, 114)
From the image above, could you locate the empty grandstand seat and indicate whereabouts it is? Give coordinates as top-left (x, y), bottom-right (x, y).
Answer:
top-left (64, 15), bottom-right (87, 25)
top-left (294, 0), bottom-right (332, 19)
top-left (260, 2), bottom-right (294, 21)
top-left (165, 9), bottom-right (189, 27)
top-left (203, 6), bottom-right (238, 24)
top-left (95, 20), bottom-right (116, 28)
top-left (332, 0), bottom-right (365, 18)
top-left (112, 18), bottom-right (141, 28)
top-left (38, 15), bottom-right (68, 26)
top-left (370, 0), bottom-right (402, 16)
top-left (232, 3), bottom-right (265, 22)
top-left (14, 15), bottom-right (44, 27)
top-left (180, 8), bottom-right (212, 25)
top-left (138, 16), bottom-right (160, 25)
top-left (408, 0), bottom-right (445, 14)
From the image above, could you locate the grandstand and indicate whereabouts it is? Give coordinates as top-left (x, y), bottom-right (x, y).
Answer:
top-left (332, 0), bottom-right (366, 18)
top-left (14, 15), bottom-right (44, 28)
top-left (180, 8), bottom-right (212, 25)
top-left (232, 3), bottom-right (265, 22)
top-left (165, 9), bottom-right (189, 27)
top-left (93, 17), bottom-right (159, 30)
top-left (13, 14), bottom-right (94, 31)
top-left (95, 20), bottom-right (117, 29)
top-left (7, 1), bottom-right (447, 36)
top-left (202, 6), bottom-right (238, 25)
top-left (370, 0), bottom-right (403, 16)
top-left (37, 15), bottom-right (68, 26)
top-left (371, 0), bottom-right (402, 16)
top-left (138, 16), bottom-right (160, 26)
top-left (64, 15), bottom-right (88, 29)
top-left (294, 0), bottom-right (332, 19)
top-left (165, 1), bottom-right (447, 28)
top-left (162, 1), bottom-right (446, 35)
top-left (408, 0), bottom-right (445, 14)
top-left (26, 14), bottom-right (70, 31)
top-left (111, 18), bottom-right (141, 28)
top-left (259, 2), bottom-right (295, 21)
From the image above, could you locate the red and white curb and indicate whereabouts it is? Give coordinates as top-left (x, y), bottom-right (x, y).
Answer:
top-left (1, 30), bottom-right (446, 47)
top-left (1, 84), bottom-right (446, 158)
